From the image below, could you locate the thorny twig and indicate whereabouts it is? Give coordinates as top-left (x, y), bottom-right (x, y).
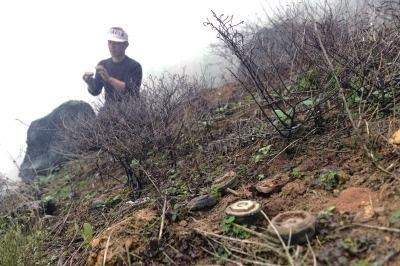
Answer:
top-left (158, 197), bottom-right (167, 241)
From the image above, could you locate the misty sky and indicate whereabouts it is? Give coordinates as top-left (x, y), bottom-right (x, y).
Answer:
top-left (0, 0), bottom-right (289, 179)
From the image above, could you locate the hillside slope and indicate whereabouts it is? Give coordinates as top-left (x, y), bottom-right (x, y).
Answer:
top-left (3, 83), bottom-right (399, 265)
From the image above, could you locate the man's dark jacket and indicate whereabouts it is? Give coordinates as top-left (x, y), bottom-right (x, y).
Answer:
top-left (88, 56), bottom-right (142, 102)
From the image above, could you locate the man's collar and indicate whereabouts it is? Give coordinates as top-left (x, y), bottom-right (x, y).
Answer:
top-left (111, 55), bottom-right (126, 63)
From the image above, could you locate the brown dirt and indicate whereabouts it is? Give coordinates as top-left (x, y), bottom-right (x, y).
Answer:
top-left (202, 83), bottom-right (238, 105)
top-left (330, 187), bottom-right (379, 214)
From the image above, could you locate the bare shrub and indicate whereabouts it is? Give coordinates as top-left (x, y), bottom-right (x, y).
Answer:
top-left (205, 0), bottom-right (400, 138)
top-left (63, 72), bottom-right (210, 196)
top-left (143, 73), bottom-right (205, 149)
top-left (0, 174), bottom-right (35, 215)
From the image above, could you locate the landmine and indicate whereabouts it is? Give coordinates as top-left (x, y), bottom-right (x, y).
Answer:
top-left (188, 194), bottom-right (219, 211)
top-left (212, 170), bottom-right (241, 196)
top-left (225, 200), bottom-right (261, 223)
top-left (255, 174), bottom-right (290, 195)
top-left (267, 210), bottom-right (316, 244)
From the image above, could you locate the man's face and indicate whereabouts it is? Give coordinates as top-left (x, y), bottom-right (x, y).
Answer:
top-left (108, 40), bottom-right (128, 57)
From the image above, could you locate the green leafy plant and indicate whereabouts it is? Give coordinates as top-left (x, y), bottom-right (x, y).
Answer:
top-left (170, 203), bottom-right (185, 222)
top-left (130, 158), bottom-right (140, 168)
top-left (352, 260), bottom-right (371, 266)
top-left (347, 91), bottom-right (362, 107)
top-left (302, 98), bottom-right (317, 107)
top-left (210, 186), bottom-right (221, 197)
top-left (297, 69), bottom-right (318, 91)
top-left (274, 109), bottom-right (293, 124)
top-left (258, 145), bottom-right (272, 155)
top-left (104, 195), bottom-right (122, 207)
top-left (236, 164), bottom-right (248, 177)
top-left (340, 236), bottom-right (374, 255)
top-left (257, 174), bottom-right (265, 181)
top-left (200, 120), bottom-right (213, 130)
top-left (220, 216), bottom-right (249, 238)
top-left (319, 170), bottom-right (340, 191)
top-left (55, 185), bottom-right (71, 200)
top-left (35, 174), bottom-right (53, 187)
top-left (215, 104), bottom-right (229, 114)
top-left (81, 222), bottom-right (93, 247)
top-left (253, 145), bottom-right (272, 163)
top-left (318, 206), bottom-right (336, 220)
top-left (290, 168), bottom-right (301, 178)
top-left (167, 169), bottom-right (179, 180)
top-left (253, 154), bottom-right (262, 163)
top-left (164, 179), bottom-right (189, 198)
top-left (84, 191), bottom-right (96, 201)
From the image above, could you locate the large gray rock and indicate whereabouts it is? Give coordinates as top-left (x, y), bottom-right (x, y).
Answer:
top-left (19, 100), bottom-right (95, 181)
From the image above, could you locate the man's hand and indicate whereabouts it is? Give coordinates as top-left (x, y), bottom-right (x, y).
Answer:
top-left (95, 65), bottom-right (110, 83)
top-left (82, 72), bottom-right (94, 83)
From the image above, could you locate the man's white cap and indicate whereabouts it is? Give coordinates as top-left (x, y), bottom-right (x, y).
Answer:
top-left (107, 27), bottom-right (128, 42)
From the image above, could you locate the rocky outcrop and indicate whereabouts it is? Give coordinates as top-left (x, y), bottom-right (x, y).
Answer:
top-left (19, 100), bottom-right (95, 181)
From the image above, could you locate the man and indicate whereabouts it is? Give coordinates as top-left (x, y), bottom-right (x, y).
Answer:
top-left (83, 27), bottom-right (142, 103)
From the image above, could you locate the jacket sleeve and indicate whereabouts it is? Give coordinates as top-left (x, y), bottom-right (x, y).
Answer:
top-left (87, 67), bottom-right (104, 96)
top-left (125, 63), bottom-right (142, 97)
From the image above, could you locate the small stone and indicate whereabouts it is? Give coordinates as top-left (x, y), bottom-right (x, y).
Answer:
top-left (125, 239), bottom-right (133, 249)
top-left (91, 238), bottom-right (101, 248)
top-left (389, 129), bottom-right (400, 144)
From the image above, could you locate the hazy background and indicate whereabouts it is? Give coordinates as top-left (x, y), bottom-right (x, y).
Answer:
top-left (0, 0), bottom-right (289, 180)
